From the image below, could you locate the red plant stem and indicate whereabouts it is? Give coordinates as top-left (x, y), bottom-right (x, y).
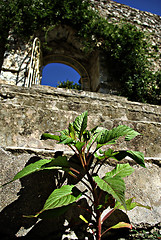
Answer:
top-left (87, 133), bottom-right (99, 157)
top-left (86, 154), bottom-right (93, 166)
top-left (86, 170), bottom-right (102, 240)
top-left (70, 167), bottom-right (80, 175)
top-left (68, 144), bottom-right (86, 168)
top-left (68, 144), bottom-right (78, 156)
top-left (82, 152), bottom-right (87, 166)
top-left (68, 172), bottom-right (77, 179)
top-left (69, 167), bottom-right (93, 192)
top-left (82, 142), bottom-right (87, 152)
top-left (98, 190), bottom-right (103, 204)
top-left (101, 208), bottom-right (115, 223)
top-left (101, 226), bottom-right (111, 237)
top-left (96, 211), bottom-right (102, 240)
top-left (79, 153), bottom-right (85, 168)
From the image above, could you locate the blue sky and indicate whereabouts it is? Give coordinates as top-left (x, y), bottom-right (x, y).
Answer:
top-left (41, 0), bottom-right (161, 88)
top-left (114, 0), bottom-right (161, 16)
top-left (41, 63), bottom-right (80, 87)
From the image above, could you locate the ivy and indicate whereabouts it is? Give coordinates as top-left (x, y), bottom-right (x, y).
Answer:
top-left (0, 0), bottom-right (160, 104)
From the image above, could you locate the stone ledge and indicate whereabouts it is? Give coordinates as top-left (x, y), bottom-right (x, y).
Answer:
top-left (0, 147), bottom-right (160, 232)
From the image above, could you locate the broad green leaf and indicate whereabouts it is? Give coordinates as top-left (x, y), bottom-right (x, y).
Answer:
top-left (96, 141), bottom-right (116, 150)
top-left (93, 127), bottom-right (107, 134)
top-left (94, 152), bottom-right (105, 160)
top-left (25, 205), bottom-right (70, 219)
top-left (114, 150), bottom-right (145, 167)
top-left (42, 185), bottom-right (82, 212)
top-left (75, 142), bottom-right (85, 153)
top-left (94, 149), bottom-right (116, 160)
top-left (2, 156), bottom-right (70, 187)
top-left (59, 133), bottom-right (75, 144)
top-left (44, 156), bottom-right (69, 168)
top-left (86, 133), bottom-right (97, 152)
top-left (69, 123), bottom-right (76, 140)
top-left (93, 176), bottom-right (126, 209)
top-left (38, 206), bottom-right (70, 219)
top-left (1, 158), bottom-right (64, 187)
top-left (105, 163), bottom-right (134, 178)
top-left (99, 149), bottom-right (114, 155)
top-left (102, 222), bottom-right (132, 236)
top-left (110, 222), bottom-right (132, 230)
top-left (86, 127), bottom-right (107, 152)
top-left (73, 111), bottom-right (88, 139)
top-left (115, 198), bottom-right (151, 211)
top-left (95, 129), bottom-right (108, 144)
top-left (41, 133), bottom-right (60, 141)
top-left (12, 159), bottom-right (54, 181)
top-left (96, 125), bottom-right (140, 147)
top-left (60, 129), bottom-right (69, 135)
top-left (82, 130), bottom-right (90, 142)
top-left (90, 125), bottom-right (102, 134)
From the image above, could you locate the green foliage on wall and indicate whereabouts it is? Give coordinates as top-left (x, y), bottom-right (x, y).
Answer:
top-left (96, 23), bottom-right (161, 104)
top-left (0, 0), bottom-right (160, 104)
top-left (57, 80), bottom-right (81, 90)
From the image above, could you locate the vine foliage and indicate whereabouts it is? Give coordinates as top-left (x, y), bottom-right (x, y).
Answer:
top-left (0, 0), bottom-right (160, 104)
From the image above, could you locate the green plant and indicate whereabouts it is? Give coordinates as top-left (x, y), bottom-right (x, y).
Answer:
top-left (2, 111), bottom-right (151, 239)
top-left (57, 79), bottom-right (81, 90)
top-left (1, 0), bottom-right (160, 104)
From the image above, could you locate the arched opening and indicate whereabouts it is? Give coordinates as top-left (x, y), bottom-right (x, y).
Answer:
top-left (42, 55), bottom-right (90, 91)
top-left (41, 63), bottom-right (81, 88)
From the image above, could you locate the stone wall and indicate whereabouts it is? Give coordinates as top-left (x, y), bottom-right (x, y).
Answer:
top-left (0, 83), bottom-right (161, 156)
top-left (92, 0), bottom-right (161, 71)
top-left (0, 2), bottom-right (161, 238)
top-left (0, 0), bottom-right (161, 89)
top-left (0, 83), bottom-right (161, 239)
top-left (0, 42), bottom-right (31, 86)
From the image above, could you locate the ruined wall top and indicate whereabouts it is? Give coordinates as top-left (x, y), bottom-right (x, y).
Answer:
top-left (91, 0), bottom-right (161, 53)
top-left (1, 0), bottom-right (161, 88)
top-left (91, 0), bottom-right (161, 29)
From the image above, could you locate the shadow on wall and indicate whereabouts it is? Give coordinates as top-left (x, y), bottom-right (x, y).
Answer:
top-left (0, 153), bottom-right (130, 240)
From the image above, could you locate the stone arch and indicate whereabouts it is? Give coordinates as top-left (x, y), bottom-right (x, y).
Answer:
top-left (43, 55), bottom-right (90, 90)
top-left (39, 24), bottom-right (100, 92)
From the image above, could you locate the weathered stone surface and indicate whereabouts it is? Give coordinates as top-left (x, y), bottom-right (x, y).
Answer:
top-left (0, 147), bottom-right (160, 239)
top-left (97, 160), bottom-right (161, 226)
top-left (0, 84), bottom-right (161, 157)
top-left (126, 163), bottom-right (161, 227)
top-left (0, 148), bottom-right (66, 239)
top-left (0, 84), bottom-right (161, 239)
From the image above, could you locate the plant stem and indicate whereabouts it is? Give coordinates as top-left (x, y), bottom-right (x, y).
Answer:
top-left (86, 170), bottom-right (102, 240)
top-left (96, 211), bottom-right (102, 240)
